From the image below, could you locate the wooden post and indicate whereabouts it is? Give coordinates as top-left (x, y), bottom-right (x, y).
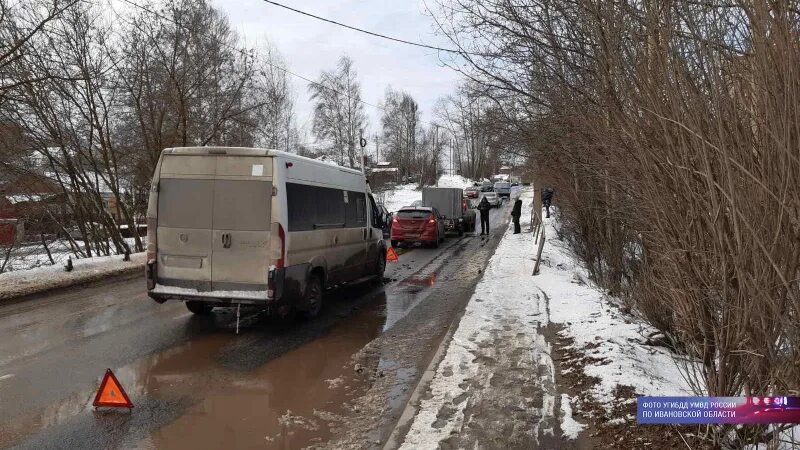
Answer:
top-left (530, 182), bottom-right (545, 276)
top-left (533, 225), bottom-right (545, 275)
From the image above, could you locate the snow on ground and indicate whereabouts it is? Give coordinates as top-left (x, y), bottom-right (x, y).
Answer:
top-left (436, 174), bottom-right (473, 189)
top-left (399, 188), bottom-right (693, 449)
top-left (538, 232), bottom-right (694, 405)
top-left (0, 251), bottom-right (145, 300)
top-left (559, 394), bottom-right (585, 439)
top-left (377, 184), bottom-right (421, 214)
top-left (3, 237), bottom-right (142, 272)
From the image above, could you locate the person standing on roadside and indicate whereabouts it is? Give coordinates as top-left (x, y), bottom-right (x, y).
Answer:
top-left (478, 196), bottom-right (491, 236)
top-left (511, 198), bottom-right (522, 234)
top-left (542, 187), bottom-right (554, 218)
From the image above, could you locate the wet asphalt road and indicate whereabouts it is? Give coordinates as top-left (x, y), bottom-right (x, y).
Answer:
top-left (0, 203), bottom-right (511, 449)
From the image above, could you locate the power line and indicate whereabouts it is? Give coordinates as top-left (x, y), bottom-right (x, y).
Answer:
top-left (259, 0), bottom-right (479, 57)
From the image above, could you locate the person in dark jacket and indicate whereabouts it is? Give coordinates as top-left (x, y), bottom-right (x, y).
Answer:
top-left (477, 196), bottom-right (491, 235)
top-left (541, 187), bottom-right (554, 218)
top-left (511, 198), bottom-right (523, 234)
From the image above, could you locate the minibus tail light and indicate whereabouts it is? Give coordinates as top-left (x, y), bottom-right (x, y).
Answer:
top-left (270, 222), bottom-right (285, 268)
top-left (146, 217), bottom-right (157, 263)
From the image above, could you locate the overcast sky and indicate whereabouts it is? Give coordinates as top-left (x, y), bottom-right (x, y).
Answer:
top-left (210, 0), bottom-right (463, 141)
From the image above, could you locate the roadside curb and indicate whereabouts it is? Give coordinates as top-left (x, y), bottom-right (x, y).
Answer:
top-left (382, 300), bottom-right (464, 450)
top-left (0, 262), bottom-right (144, 303)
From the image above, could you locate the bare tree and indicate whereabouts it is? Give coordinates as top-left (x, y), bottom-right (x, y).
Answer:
top-left (251, 46), bottom-right (298, 152)
top-left (0, 0), bottom-right (81, 104)
top-left (435, 85), bottom-right (482, 179)
top-left (380, 86), bottom-right (421, 177)
top-left (0, 0), bottom-right (295, 260)
top-left (309, 55), bottom-right (366, 167)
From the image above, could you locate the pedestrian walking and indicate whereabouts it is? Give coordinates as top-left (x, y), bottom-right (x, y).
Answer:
top-left (477, 196), bottom-right (491, 235)
top-left (541, 187), bottom-right (554, 218)
top-left (511, 198), bottom-right (522, 234)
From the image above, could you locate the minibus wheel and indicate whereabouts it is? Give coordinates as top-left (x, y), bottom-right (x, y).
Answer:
top-left (301, 274), bottom-right (323, 319)
top-left (186, 300), bottom-right (213, 315)
top-left (375, 251), bottom-right (386, 281)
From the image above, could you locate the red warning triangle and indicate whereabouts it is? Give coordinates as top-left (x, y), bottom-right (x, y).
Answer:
top-left (386, 246), bottom-right (399, 262)
top-left (93, 369), bottom-right (133, 408)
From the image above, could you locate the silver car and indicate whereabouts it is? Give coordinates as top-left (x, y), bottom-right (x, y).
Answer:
top-left (479, 192), bottom-right (501, 208)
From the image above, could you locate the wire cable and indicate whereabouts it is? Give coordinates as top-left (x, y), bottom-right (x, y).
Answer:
top-left (259, 0), bottom-right (482, 57)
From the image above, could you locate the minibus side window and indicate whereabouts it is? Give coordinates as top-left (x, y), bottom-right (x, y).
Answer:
top-left (344, 191), bottom-right (367, 228)
top-left (287, 183), bottom-right (353, 231)
top-left (369, 196), bottom-right (380, 228)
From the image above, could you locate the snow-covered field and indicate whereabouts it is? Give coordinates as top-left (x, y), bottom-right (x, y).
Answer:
top-left (399, 188), bottom-right (694, 448)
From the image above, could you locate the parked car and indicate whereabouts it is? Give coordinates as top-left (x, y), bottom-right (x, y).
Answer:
top-left (390, 206), bottom-right (446, 248)
top-left (376, 202), bottom-right (392, 238)
top-left (479, 181), bottom-right (494, 192)
top-left (146, 147), bottom-right (387, 318)
top-left (493, 181), bottom-right (512, 198)
top-left (464, 186), bottom-right (480, 198)
top-left (479, 192), bottom-right (502, 208)
top-left (410, 199), bottom-right (424, 207)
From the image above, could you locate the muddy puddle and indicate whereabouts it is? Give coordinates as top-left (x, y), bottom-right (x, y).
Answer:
top-left (381, 271), bottom-right (440, 331)
top-left (140, 303), bottom-right (386, 449)
top-left (2, 287), bottom-right (390, 449)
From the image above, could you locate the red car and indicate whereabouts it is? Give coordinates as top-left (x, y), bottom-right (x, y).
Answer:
top-left (464, 186), bottom-right (480, 198)
top-left (390, 207), bottom-right (446, 248)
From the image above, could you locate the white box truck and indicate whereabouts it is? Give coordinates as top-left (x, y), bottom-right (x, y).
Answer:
top-left (421, 187), bottom-right (476, 236)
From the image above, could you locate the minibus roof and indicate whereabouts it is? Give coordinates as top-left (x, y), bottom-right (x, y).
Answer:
top-left (162, 147), bottom-right (364, 176)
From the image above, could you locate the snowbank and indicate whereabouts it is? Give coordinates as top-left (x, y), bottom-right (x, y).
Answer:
top-left (0, 251), bottom-right (145, 300)
top-left (436, 174), bottom-right (473, 189)
top-left (377, 184), bottom-right (421, 214)
top-left (399, 188), bottom-right (693, 448)
top-left (539, 236), bottom-right (694, 405)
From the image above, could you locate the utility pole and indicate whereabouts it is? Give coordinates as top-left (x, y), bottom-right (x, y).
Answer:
top-left (450, 138), bottom-right (453, 176)
top-left (359, 129), bottom-right (367, 175)
top-left (375, 133), bottom-right (380, 163)
top-left (433, 124), bottom-right (439, 186)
